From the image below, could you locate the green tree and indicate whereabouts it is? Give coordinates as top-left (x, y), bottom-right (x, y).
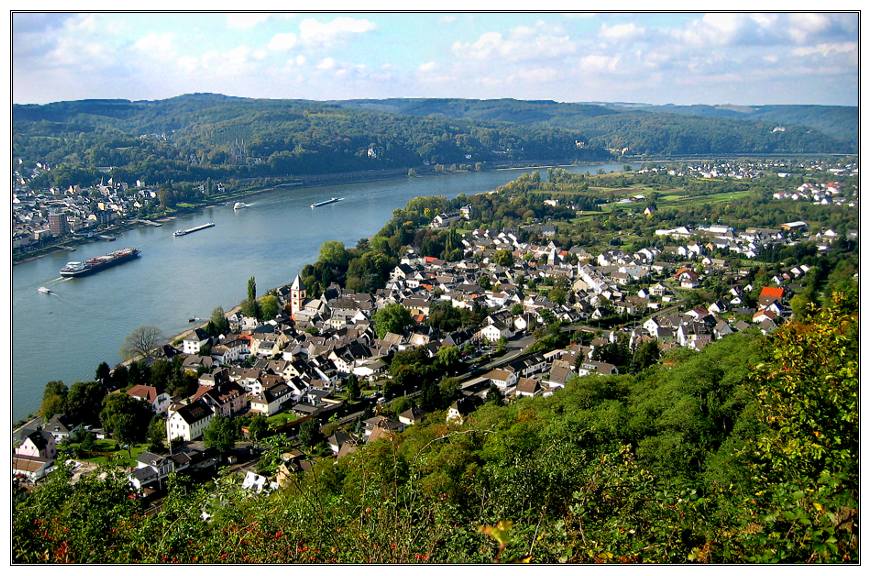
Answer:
top-left (373, 303), bottom-right (414, 339)
top-left (733, 293), bottom-right (858, 562)
top-left (120, 325), bottom-right (163, 360)
top-left (319, 240), bottom-right (348, 267)
top-left (148, 359), bottom-right (174, 392)
top-left (99, 394), bottom-right (152, 456)
top-left (40, 380), bottom-right (68, 419)
top-left (436, 345), bottom-right (461, 373)
top-left (297, 419), bottom-right (320, 449)
top-left (203, 415), bottom-right (240, 458)
top-left (493, 249), bottom-right (514, 267)
top-left (147, 416), bottom-right (166, 452)
top-left (247, 276), bottom-right (257, 302)
top-left (345, 374), bottom-right (360, 401)
top-left (209, 307), bottom-right (230, 335)
top-left (630, 340), bottom-right (660, 373)
top-left (247, 414), bottom-right (268, 442)
top-left (65, 381), bottom-right (107, 426)
top-left (257, 294), bottom-right (280, 320)
top-left (95, 362), bottom-right (111, 385)
top-left (240, 298), bottom-right (260, 319)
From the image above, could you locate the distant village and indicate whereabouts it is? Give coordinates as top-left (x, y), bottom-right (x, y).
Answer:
top-left (13, 191), bottom-right (835, 492)
top-left (12, 163), bottom-right (224, 254)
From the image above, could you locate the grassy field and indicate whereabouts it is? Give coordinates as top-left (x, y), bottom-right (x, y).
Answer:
top-left (75, 439), bottom-right (151, 468)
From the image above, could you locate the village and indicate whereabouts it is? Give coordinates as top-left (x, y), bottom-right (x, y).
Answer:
top-left (13, 193), bottom-right (825, 497)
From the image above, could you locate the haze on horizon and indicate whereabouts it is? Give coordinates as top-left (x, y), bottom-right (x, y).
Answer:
top-left (13, 12), bottom-right (859, 107)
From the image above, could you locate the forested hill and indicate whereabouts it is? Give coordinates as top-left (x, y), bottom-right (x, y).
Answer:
top-left (336, 98), bottom-right (857, 152)
top-left (13, 94), bottom-right (855, 188)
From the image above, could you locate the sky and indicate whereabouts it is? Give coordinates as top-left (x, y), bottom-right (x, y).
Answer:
top-left (11, 11), bottom-right (860, 106)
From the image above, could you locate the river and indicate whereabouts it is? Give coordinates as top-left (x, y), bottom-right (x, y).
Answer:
top-left (12, 162), bottom-right (631, 420)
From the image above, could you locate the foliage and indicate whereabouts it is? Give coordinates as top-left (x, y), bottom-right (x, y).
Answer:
top-left (99, 394), bottom-right (153, 453)
top-left (11, 257), bottom-right (858, 563)
top-left (203, 415), bottom-right (240, 456)
top-left (40, 380), bottom-right (68, 419)
top-left (257, 294), bottom-right (280, 321)
top-left (373, 303), bottom-right (414, 339)
top-left (64, 381), bottom-right (107, 426)
top-left (120, 326), bottom-right (163, 360)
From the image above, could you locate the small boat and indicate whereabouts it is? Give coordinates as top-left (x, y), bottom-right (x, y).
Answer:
top-left (233, 202), bottom-right (248, 210)
top-left (37, 286), bottom-right (51, 294)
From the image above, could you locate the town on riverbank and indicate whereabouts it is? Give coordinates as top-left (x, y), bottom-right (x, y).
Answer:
top-left (13, 157), bottom-right (858, 494)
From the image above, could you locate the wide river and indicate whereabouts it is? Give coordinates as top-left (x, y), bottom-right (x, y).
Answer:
top-left (12, 162), bottom-right (630, 419)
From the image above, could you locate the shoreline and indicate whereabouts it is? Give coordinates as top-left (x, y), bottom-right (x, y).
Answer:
top-left (12, 158), bottom-right (612, 267)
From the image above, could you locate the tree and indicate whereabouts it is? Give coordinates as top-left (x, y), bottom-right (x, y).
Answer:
top-left (120, 326), bottom-right (163, 360)
top-left (247, 276), bottom-right (257, 302)
top-left (209, 307), bottom-right (230, 335)
top-left (734, 292), bottom-right (858, 561)
top-left (95, 362), bottom-right (111, 385)
top-left (345, 374), bottom-right (360, 401)
top-left (110, 365), bottom-right (128, 389)
top-left (373, 303), bottom-right (414, 339)
top-left (40, 380), bottom-right (68, 419)
top-left (247, 414), bottom-right (268, 442)
top-left (203, 415), bottom-right (240, 458)
top-left (148, 359), bottom-right (174, 392)
top-left (257, 294), bottom-right (280, 320)
top-left (436, 345), bottom-right (461, 373)
top-left (240, 298), bottom-right (260, 319)
top-left (65, 381), bottom-right (107, 426)
top-left (297, 419), bottom-right (320, 449)
top-left (485, 383), bottom-right (502, 404)
top-left (147, 416), bottom-right (166, 452)
top-left (494, 249), bottom-right (514, 267)
top-left (99, 394), bottom-right (152, 456)
top-left (319, 240), bottom-right (348, 267)
top-left (630, 340), bottom-right (660, 373)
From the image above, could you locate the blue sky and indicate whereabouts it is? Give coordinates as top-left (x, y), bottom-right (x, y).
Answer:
top-left (12, 12), bottom-right (859, 105)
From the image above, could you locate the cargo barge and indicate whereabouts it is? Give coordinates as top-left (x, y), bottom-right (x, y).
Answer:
top-left (60, 248), bottom-right (140, 278)
top-left (173, 222), bottom-right (215, 237)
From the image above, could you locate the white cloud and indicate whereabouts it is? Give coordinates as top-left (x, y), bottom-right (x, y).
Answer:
top-left (440, 15), bottom-right (457, 24)
top-left (452, 23), bottom-right (576, 62)
top-left (226, 14), bottom-right (271, 29)
top-left (316, 57), bottom-right (336, 70)
top-left (418, 61), bottom-right (437, 72)
top-left (133, 32), bottom-right (177, 61)
top-left (298, 17), bottom-right (376, 48)
top-left (579, 54), bottom-right (620, 73)
top-left (268, 32), bottom-right (298, 52)
top-left (788, 13), bottom-right (832, 43)
top-left (599, 22), bottom-right (645, 41)
top-left (792, 42), bottom-right (857, 57)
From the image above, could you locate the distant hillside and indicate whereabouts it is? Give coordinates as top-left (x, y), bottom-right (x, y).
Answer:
top-left (628, 103), bottom-right (858, 147)
top-left (12, 94), bottom-right (855, 188)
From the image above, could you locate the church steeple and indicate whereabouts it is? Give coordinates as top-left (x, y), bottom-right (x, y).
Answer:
top-left (291, 274), bottom-right (306, 319)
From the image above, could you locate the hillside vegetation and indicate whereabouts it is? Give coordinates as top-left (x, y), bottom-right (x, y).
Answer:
top-left (13, 293), bottom-right (857, 563)
top-left (13, 95), bottom-right (855, 189)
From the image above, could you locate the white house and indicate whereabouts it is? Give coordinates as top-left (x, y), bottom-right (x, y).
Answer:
top-left (249, 383), bottom-right (293, 416)
top-left (182, 328), bottom-right (211, 355)
top-left (127, 384), bottom-right (172, 414)
top-left (166, 400), bottom-right (214, 442)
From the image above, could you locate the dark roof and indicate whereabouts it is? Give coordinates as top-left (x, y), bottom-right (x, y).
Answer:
top-left (23, 429), bottom-right (53, 451)
top-left (174, 400), bottom-right (214, 425)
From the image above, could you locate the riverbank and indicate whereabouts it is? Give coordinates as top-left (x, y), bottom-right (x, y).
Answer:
top-left (12, 157), bottom-right (613, 266)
